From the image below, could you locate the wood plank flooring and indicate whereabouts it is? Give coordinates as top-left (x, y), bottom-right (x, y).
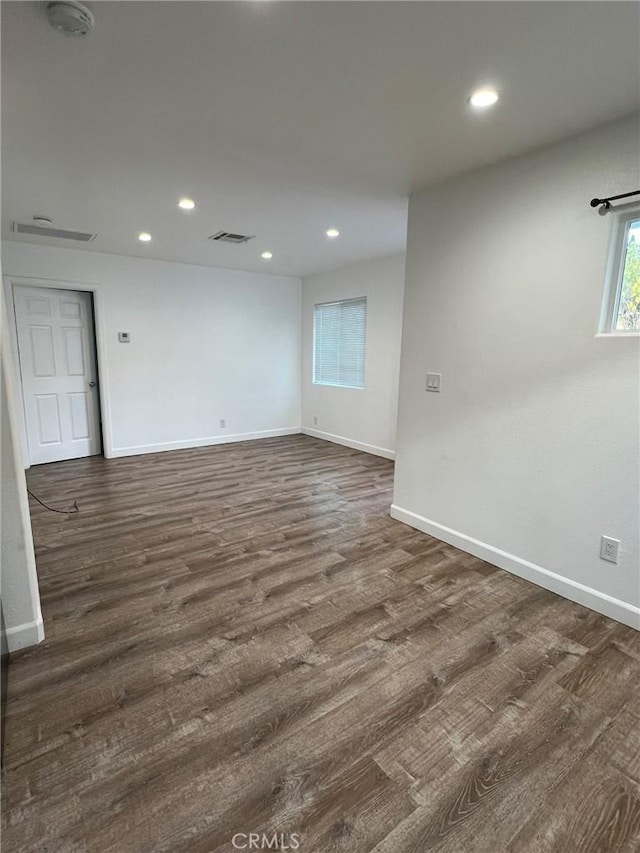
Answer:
top-left (2, 434), bottom-right (640, 852)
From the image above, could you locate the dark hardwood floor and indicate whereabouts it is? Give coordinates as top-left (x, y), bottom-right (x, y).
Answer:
top-left (2, 435), bottom-right (640, 852)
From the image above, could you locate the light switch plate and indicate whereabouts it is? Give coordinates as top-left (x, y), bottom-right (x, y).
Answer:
top-left (118, 332), bottom-right (130, 343)
top-left (426, 373), bottom-right (441, 392)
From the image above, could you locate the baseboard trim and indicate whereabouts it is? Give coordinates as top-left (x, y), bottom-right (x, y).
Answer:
top-left (5, 617), bottom-right (44, 653)
top-left (109, 428), bottom-right (302, 458)
top-left (390, 504), bottom-right (640, 631)
top-left (302, 428), bottom-right (395, 460)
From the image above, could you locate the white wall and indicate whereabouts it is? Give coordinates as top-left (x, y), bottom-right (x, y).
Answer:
top-left (1, 279), bottom-right (44, 652)
top-left (3, 242), bottom-right (302, 460)
top-left (392, 117), bottom-right (640, 629)
top-left (302, 253), bottom-right (405, 458)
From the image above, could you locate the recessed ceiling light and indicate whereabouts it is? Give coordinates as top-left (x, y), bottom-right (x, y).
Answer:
top-left (326, 228), bottom-right (340, 238)
top-left (469, 88), bottom-right (499, 108)
top-left (178, 198), bottom-right (196, 210)
top-left (138, 232), bottom-right (152, 242)
top-left (261, 251), bottom-right (273, 260)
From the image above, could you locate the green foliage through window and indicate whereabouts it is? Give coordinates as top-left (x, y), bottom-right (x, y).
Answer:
top-left (616, 219), bottom-right (640, 331)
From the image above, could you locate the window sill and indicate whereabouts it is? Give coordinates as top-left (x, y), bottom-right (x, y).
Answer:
top-left (312, 382), bottom-right (365, 390)
top-left (595, 332), bottom-right (640, 339)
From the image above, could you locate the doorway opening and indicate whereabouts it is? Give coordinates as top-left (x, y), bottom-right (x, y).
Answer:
top-left (12, 283), bottom-right (103, 466)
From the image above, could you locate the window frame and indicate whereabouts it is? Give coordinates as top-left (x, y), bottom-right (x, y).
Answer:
top-left (312, 296), bottom-right (367, 390)
top-left (599, 206), bottom-right (640, 335)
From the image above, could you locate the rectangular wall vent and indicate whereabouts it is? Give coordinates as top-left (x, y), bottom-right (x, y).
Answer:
top-left (12, 222), bottom-right (96, 242)
top-left (208, 231), bottom-right (254, 244)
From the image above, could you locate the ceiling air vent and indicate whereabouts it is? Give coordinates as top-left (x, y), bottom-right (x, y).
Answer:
top-left (12, 222), bottom-right (96, 242)
top-left (209, 231), bottom-right (254, 244)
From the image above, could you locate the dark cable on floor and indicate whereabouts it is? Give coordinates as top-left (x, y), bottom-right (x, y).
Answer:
top-left (27, 489), bottom-right (79, 515)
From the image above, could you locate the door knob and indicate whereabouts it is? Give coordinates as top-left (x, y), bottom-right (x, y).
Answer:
top-left (89, 380), bottom-right (96, 387)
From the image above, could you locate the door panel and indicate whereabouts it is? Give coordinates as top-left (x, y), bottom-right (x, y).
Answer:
top-left (35, 394), bottom-right (62, 444)
top-left (26, 295), bottom-right (51, 317)
top-left (60, 299), bottom-right (82, 318)
top-left (29, 326), bottom-right (56, 376)
top-left (68, 392), bottom-right (90, 439)
top-left (14, 285), bottom-right (102, 465)
top-left (63, 327), bottom-right (86, 375)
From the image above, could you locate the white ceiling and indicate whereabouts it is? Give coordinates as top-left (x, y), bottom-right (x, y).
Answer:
top-left (2, 1), bottom-right (639, 278)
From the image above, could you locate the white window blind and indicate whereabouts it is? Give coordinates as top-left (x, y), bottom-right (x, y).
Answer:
top-left (313, 297), bottom-right (366, 388)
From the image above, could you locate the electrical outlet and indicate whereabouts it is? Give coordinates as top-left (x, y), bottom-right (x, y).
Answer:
top-left (220, 418), bottom-right (226, 429)
top-left (313, 416), bottom-right (318, 426)
top-left (600, 535), bottom-right (620, 564)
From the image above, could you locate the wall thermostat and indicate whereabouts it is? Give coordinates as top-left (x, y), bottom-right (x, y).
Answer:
top-left (118, 332), bottom-right (131, 343)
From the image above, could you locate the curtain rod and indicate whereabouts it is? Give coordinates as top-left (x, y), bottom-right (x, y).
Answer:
top-left (590, 189), bottom-right (640, 213)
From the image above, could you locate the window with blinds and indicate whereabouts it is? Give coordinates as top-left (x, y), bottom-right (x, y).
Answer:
top-left (313, 297), bottom-right (367, 389)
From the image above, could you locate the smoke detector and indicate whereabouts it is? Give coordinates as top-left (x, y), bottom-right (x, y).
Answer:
top-left (46, 1), bottom-right (94, 37)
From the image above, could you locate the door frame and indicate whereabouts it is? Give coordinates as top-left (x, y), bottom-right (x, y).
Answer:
top-left (4, 275), bottom-right (114, 466)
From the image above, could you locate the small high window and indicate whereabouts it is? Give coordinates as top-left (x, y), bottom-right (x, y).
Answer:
top-left (313, 297), bottom-right (366, 389)
top-left (602, 211), bottom-right (640, 333)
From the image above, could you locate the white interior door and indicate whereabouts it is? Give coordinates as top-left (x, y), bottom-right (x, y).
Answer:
top-left (14, 285), bottom-right (102, 465)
